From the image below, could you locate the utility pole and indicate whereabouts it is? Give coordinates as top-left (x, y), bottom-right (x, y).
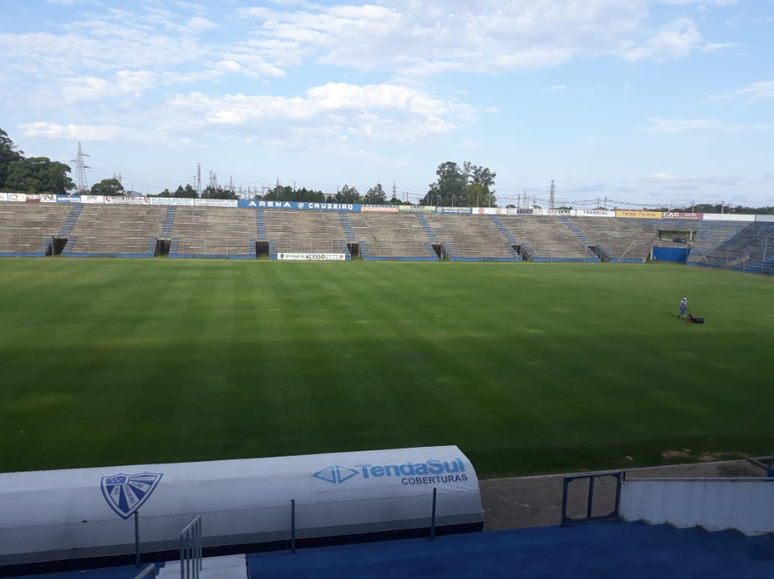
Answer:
top-left (71, 142), bottom-right (90, 194)
top-left (720, 200), bottom-right (725, 215)
top-left (196, 163), bottom-right (202, 195)
top-left (392, 182), bottom-right (397, 200)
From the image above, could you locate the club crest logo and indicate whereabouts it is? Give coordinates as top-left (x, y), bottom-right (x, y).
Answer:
top-left (101, 472), bottom-right (163, 519)
top-left (312, 465), bottom-right (359, 485)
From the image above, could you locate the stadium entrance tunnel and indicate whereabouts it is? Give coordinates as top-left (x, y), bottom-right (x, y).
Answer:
top-left (256, 241), bottom-right (270, 257)
top-left (155, 238), bottom-right (171, 257)
top-left (347, 242), bottom-right (360, 258)
top-left (432, 243), bottom-right (443, 258)
top-left (51, 237), bottom-right (68, 256)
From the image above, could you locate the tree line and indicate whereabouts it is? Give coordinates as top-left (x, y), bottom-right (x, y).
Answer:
top-left (2, 127), bottom-right (772, 213)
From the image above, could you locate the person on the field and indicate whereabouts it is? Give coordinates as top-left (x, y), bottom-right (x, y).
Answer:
top-left (678, 297), bottom-right (688, 319)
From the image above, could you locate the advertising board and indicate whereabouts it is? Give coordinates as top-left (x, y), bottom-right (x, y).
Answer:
top-left (661, 212), bottom-right (703, 220)
top-left (615, 210), bottom-right (662, 219)
top-left (277, 253), bottom-right (347, 261)
top-left (361, 205), bottom-right (399, 213)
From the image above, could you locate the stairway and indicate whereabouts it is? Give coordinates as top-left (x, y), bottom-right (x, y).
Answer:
top-left (256, 208), bottom-right (268, 241)
top-left (58, 203), bottom-right (83, 236)
top-left (248, 521), bottom-right (774, 579)
top-left (415, 214), bottom-right (439, 243)
top-left (558, 216), bottom-right (601, 261)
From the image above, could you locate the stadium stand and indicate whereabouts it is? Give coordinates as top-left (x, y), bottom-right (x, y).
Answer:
top-left (247, 522), bottom-right (774, 579)
top-left (0, 203), bottom-right (71, 256)
top-left (689, 222), bottom-right (774, 273)
top-left (64, 204), bottom-right (167, 257)
top-left (263, 209), bottom-right (349, 256)
top-left (566, 217), bottom-right (659, 262)
top-left (687, 222), bottom-right (758, 269)
top-left (169, 206), bottom-right (256, 259)
top-left (347, 212), bottom-right (438, 260)
top-left (423, 214), bottom-right (521, 261)
top-left (497, 216), bottom-right (599, 261)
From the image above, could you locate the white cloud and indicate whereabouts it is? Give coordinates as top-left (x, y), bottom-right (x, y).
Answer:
top-left (641, 173), bottom-right (744, 188)
top-left (164, 82), bottom-right (478, 141)
top-left (703, 42), bottom-right (738, 51)
top-left (185, 16), bottom-right (218, 32)
top-left (643, 117), bottom-right (773, 132)
top-left (709, 80), bottom-right (774, 102)
top-left (240, 1), bottom-right (712, 75)
top-left (20, 122), bottom-right (132, 141)
top-left (61, 70), bottom-right (157, 102)
top-left (623, 18), bottom-right (702, 61)
top-left (546, 85), bottom-right (567, 92)
top-left (643, 117), bottom-right (722, 132)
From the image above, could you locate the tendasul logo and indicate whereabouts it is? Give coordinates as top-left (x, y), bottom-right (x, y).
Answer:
top-left (312, 465), bottom-right (359, 485)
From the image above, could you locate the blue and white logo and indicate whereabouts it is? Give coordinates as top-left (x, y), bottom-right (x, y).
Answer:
top-left (101, 472), bottom-right (163, 519)
top-left (313, 465), bottom-right (359, 485)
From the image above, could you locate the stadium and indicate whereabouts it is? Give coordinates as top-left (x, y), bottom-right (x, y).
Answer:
top-left (0, 194), bottom-right (773, 578)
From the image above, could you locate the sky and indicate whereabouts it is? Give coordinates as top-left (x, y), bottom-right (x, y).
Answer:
top-left (1, 0), bottom-right (773, 208)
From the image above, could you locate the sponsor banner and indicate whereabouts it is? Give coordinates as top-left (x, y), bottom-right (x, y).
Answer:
top-left (508, 208), bottom-right (531, 215)
top-left (277, 253), bottom-right (347, 261)
top-left (238, 200), bottom-right (360, 211)
top-left (574, 209), bottom-right (616, 217)
top-left (149, 197), bottom-right (195, 206)
top-left (616, 210), bottom-right (662, 219)
top-left (105, 196), bottom-right (150, 205)
top-left (545, 209), bottom-right (571, 216)
top-left (398, 205), bottom-right (436, 213)
top-left (361, 205), bottom-right (399, 213)
top-left (6, 193), bottom-right (27, 202)
top-left (41, 194), bottom-right (57, 203)
top-left (81, 195), bottom-right (104, 204)
top-left (441, 207), bottom-right (471, 214)
top-left (703, 213), bottom-right (755, 222)
top-left (472, 207), bottom-right (507, 215)
top-left (0, 193), bottom-right (6, 202)
top-left (25, 194), bottom-right (41, 203)
top-left (56, 195), bottom-right (82, 203)
top-left (194, 199), bottom-right (238, 207)
top-left (756, 215), bottom-right (774, 222)
top-left (662, 212), bottom-right (703, 220)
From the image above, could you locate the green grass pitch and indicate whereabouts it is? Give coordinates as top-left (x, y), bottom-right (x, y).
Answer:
top-left (1, 259), bottom-right (773, 478)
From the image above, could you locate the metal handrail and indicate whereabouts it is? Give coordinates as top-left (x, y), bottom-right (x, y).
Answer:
top-left (180, 515), bottom-right (203, 579)
top-left (133, 564), bottom-right (156, 579)
top-left (561, 472), bottom-right (622, 526)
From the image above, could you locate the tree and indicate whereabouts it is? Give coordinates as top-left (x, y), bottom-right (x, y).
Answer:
top-left (0, 128), bottom-right (24, 191)
top-left (422, 161), bottom-right (497, 207)
top-left (91, 178), bottom-right (125, 196)
top-left (5, 157), bottom-right (75, 194)
top-left (363, 183), bottom-right (387, 204)
top-left (201, 185), bottom-right (238, 200)
top-left (423, 161), bottom-right (467, 207)
top-left (174, 184), bottom-right (198, 198)
top-left (336, 184), bottom-right (361, 203)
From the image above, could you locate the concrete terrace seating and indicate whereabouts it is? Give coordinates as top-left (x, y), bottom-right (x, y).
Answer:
top-left (264, 210), bottom-right (348, 254)
top-left (424, 214), bottom-right (518, 260)
top-left (66, 205), bottom-right (166, 257)
top-left (498, 216), bottom-right (595, 261)
top-left (347, 212), bottom-right (437, 259)
top-left (568, 218), bottom-right (658, 262)
top-left (687, 221), bottom-right (752, 267)
top-left (690, 222), bottom-right (774, 272)
top-left (170, 206), bottom-right (256, 258)
top-left (0, 203), bottom-right (70, 256)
